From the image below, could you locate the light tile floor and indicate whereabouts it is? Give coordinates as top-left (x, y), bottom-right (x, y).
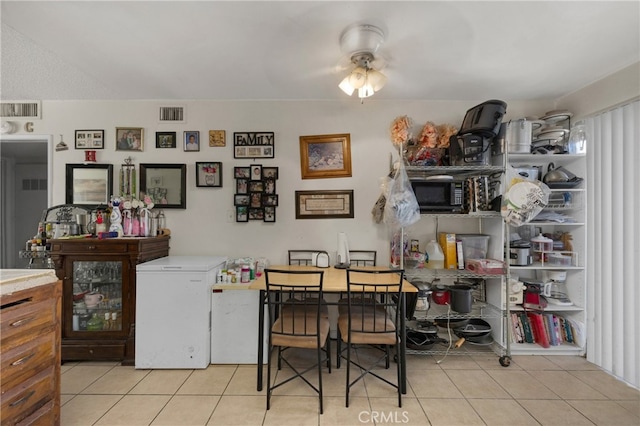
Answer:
top-left (61, 346), bottom-right (640, 425)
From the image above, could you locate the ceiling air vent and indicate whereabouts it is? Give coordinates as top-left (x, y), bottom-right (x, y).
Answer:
top-left (1, 101), bottom-right (42, 119)
top-left (158, 105), bottom-right (186, 123)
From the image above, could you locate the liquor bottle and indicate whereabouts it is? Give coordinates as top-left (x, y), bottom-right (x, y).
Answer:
top-left (86, 313), bottom-right (104, 331)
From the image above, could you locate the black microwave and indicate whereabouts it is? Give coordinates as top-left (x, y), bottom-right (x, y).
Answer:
top-left (410, 179), bottom-right (465, 213)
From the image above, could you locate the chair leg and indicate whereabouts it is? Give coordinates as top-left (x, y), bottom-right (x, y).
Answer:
top-left (395, 344), bottom-right (402, 408)
top-left (336, 331), bottom-right (342, 369)
top-left (326, 337), bottom-right (332, 372)
top-left (345, 339), bottom-right (351, 408)
top-left (385, 345), bottom-right (390, 369)
top-left (266, 344), bottom-right (272, 410)
top-left (317, 340), bottom-right (324, 414)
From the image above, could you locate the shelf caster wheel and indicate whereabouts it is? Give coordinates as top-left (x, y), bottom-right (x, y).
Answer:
top-left (499, 356), bottom-right (511, 367)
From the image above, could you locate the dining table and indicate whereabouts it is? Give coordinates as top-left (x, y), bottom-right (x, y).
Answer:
top-left (248, 265), bottom-right (417, 393)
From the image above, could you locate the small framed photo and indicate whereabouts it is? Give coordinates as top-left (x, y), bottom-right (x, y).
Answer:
top-left (234, 194), bottom-right (250, 206)
top-left (75, 130), bottom-right (104, 149)
top-left (250, 164), bottom-right (262, 181)
top-left (236, 206), bottom-right (248, 222)
top-left (236, 178), bottom-right (248, 194)
top-left (195, 162), bottom-right (222, 187)
top-left (234, 167), bottom-right (250, 179)
top-left (156, 131), bottom-right (177, 148)
top-left (262, 194), bottom-right (278, 207)
top-left (264, 206), bottom-right (276, 223)
top-left (209, 130), bottom-right (226, 147)
top-left (184, 131), bottom-right (200, 151)
top-left (264, 178), bottom-right (276, 194)
top-left (250, 192), bottom-right (262, 208)
top-left (249, 208), bottom-right (264, 220)
top-left (262, 167), bottom-right (278, 179)
top-left (116, 127), bottom-right (144, 151)
top-left (248, 181), bottom-right (264, 192)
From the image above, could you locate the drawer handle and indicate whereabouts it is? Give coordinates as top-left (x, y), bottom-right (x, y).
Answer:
top-left (11, 352), bottom-right (35, 366)
top-left (10, 390), bottom-right (35, 407)
top-left (10, 316), bottom-right (34, 328)
top-left (88, 245), bottom-right (97, 250)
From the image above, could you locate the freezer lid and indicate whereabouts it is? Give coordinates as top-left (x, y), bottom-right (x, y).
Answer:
top-left (136, 255), bottom-right (228, 272)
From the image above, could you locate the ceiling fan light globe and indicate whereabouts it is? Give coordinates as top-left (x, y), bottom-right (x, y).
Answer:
top-left (358, 84), bottom-right (375, 99)
top-left (367, 69), bottom-right (387, 91)
top-left (348, 67), bottom-right (367, 89)
top-left (339, 77), bottom-right (355, 96)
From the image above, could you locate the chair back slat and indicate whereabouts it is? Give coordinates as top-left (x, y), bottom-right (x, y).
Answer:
top-left (288, 250), bottom-right (319, 265)
top-left (345, 269), bottom-right (404, 336)
top-left (348, 250), bottom-right (377, 266)
top-left (265, 269), bottom-right (324, 339)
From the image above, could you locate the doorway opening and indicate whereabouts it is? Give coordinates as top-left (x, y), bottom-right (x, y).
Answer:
top-left (1, 134), bottom-right (53, 268)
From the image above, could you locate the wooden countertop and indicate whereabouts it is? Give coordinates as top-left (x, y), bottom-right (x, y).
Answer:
top-left (0, 269), bottom-right (59, 296)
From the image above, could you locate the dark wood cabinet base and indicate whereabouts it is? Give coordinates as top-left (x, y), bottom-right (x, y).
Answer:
top-left (51, 236), bottom-right (170, 365)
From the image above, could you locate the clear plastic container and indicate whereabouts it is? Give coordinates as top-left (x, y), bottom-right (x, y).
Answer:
top-left (457, 234), bottom-right (490, 260)
top-left (425, 240), bottom-right (444, 269)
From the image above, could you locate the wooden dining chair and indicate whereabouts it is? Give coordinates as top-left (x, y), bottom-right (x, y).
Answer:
top-left (336, 268), bottom-right (404, 408)
top-left (348, 250), bottom-right (377, 266)
top-left (264, 268), bottom-right (331, 414)
top-left (288, 250), bottom-right (319, 265)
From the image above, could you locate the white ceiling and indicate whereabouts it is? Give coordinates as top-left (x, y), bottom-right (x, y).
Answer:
top-left (1, 1), bottom-right (639, 102)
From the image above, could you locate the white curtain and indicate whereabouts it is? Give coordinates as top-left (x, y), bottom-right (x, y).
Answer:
top-left (585, 100), bottom-right (639, 389)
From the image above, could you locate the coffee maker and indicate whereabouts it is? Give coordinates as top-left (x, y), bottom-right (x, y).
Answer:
top-left (537, 270), bottom-right (573, 306)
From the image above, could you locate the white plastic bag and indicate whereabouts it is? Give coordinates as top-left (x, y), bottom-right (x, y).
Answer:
top-left (384, 161), bottom-right (421, 228)
top-left (501, 166), bottom-right (550, 226)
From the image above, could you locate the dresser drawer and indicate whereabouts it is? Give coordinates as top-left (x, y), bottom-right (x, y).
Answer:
top-left (1, 298), bottom-right (56, 348)
top-left (50, 241), bottom-right (128, 254)
top-left (1, 332), bottom-right (56, 390)
top-left (1, 366), bottom-right (55, 425)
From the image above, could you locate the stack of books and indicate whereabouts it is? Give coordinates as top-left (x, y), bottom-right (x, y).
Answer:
top-left (510, 312), bottom-right (579, 347)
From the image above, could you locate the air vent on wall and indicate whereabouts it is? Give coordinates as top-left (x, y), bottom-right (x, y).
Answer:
top-left (1, 101), bottom-right (42, 119)
top-left (158, 105), bottom-right (186, 123)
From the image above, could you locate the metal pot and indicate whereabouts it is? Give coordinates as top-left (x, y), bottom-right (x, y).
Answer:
top-left (454, 318), bottom-right (492, 338)
top-left (449, 284), bottom-right (473, 313)
top-left (543, 163), bottom-right (570, 183)
top-left (505, 119), bottom-right (533, 153)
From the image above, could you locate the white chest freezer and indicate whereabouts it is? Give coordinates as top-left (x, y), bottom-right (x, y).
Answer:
top-left (135, 255), bottom-right (227, 369)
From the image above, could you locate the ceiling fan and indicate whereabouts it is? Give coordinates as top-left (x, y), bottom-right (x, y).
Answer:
top-left (337, 24), bottom-right (388, 101)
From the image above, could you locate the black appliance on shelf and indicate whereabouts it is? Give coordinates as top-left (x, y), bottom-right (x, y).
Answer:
top-left (449, 99), bottom-right (507, 166)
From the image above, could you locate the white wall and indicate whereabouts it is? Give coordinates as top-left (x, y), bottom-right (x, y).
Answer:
top-left (556, 62), bottom-right (640, 120)
top-left (33, 99), bottom-right (549, 264)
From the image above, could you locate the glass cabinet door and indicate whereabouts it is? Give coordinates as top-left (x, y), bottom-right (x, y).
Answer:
top-left (71, 260), bottom-right (123, 332)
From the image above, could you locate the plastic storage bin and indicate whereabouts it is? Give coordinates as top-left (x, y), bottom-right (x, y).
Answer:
top-left (457, 234), bottom-right (490, 260)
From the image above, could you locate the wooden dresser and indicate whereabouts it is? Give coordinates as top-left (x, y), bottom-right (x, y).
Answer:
top-left (1, 269), bottom-right (61, 426)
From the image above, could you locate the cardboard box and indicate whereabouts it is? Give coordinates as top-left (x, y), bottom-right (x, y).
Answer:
top-left (438, 233), bottom-right (457, 270)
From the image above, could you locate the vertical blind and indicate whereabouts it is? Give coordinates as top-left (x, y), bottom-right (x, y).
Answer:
top-left (585, 100), bottom-right (639, 389)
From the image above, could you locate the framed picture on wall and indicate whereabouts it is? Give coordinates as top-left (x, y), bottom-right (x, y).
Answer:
top-left (65, 163), bottom-right (113, 205)
top-left (264, 206), bottom-right (276, 223)
top-left (195, 162), bottom-right (222, 187)
top-left (299, 133), bottom-right (352, 179)
top-left (184, 131), bottom-right (200, 151)
top-left (156, 131), bottom-right (177, 148)
top-left (116, 127), bottom-right (144, 151)
top-left (236, 206), bottom-right (248, 222)
top-left (75, 130), bottom-right (104, 149)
